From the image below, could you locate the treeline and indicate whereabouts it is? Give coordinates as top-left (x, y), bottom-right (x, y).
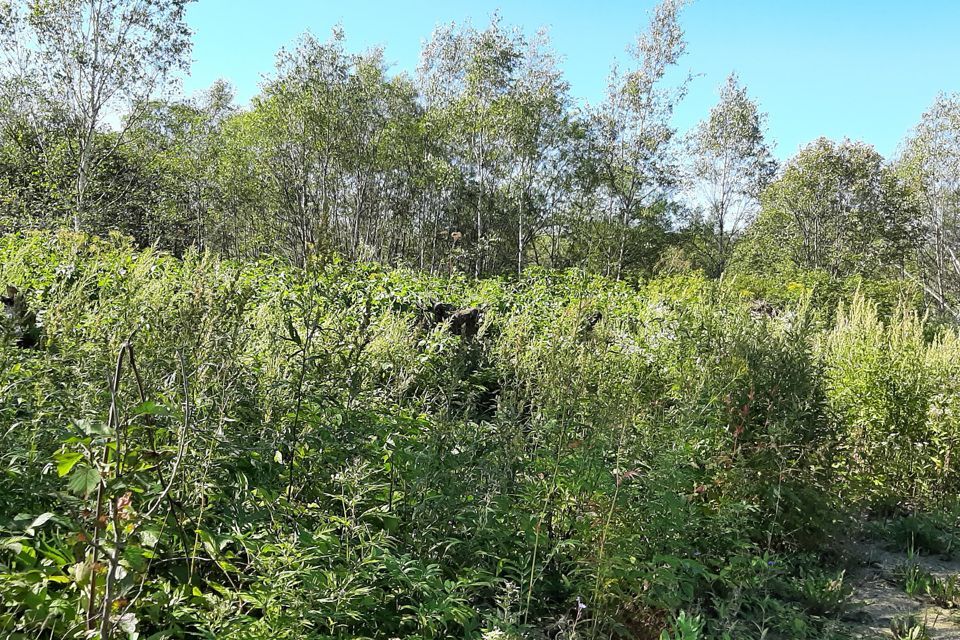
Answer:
top-left (0, 1), bottom-right (958, 317)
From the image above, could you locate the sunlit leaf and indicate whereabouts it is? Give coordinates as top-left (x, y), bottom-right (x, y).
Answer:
top-left (133, 400), bottom-right (170, 417)
top-left (55, 451), bottom-right (84, 477)
top-left (67, 465), bottom-right (101, 497)
top-left (25, 512), bottom-right (54, 536)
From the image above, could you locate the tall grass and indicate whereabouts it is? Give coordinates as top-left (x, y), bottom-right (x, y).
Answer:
top-left (820, 293), bottom-right (960, 511)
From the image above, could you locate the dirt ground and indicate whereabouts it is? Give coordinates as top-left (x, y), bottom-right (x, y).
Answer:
top-left (845, 539), bottom-right (960, 639)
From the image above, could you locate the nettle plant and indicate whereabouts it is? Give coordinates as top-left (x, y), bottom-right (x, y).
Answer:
top-left (50, 338), bottom-right (190, 639)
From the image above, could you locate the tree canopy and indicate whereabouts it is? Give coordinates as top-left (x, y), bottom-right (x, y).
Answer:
top-left (0, 0), bottom-right (956, 317)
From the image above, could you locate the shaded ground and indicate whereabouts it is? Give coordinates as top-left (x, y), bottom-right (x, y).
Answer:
top-left (845, 539), bottom-right (960, 639)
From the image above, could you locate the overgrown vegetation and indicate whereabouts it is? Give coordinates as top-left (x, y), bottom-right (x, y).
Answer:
top-left (1, 1), bottom-right (960, 638)
top-left (1, 1), bottom-right (958, 328)
top-left (0, 231), bottom-right (958, 639)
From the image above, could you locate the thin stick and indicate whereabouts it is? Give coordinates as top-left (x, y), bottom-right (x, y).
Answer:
top-left (86, 342), bottom-right (126, 631)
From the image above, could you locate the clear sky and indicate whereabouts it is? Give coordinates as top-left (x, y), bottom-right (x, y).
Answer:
top-left (181, 0), bottom-right (960, 161)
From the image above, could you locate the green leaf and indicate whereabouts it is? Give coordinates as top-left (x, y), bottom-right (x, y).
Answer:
top-left (140, 527), bottom-right (160, 548)
top-left (118, 612), bottom-right (138, 636)
top-left (133, 401), bottom-right (170, 417)
top-left (1, 536), bottom-right (26, 554)
top-left (67, 465), bottom-right (101, 497)
top-left (76, 419), bottom-right (112, 437)
top-left (55, 451), bottom-right (84, 477)
top-left (25, 512), bottom-right (54, 536)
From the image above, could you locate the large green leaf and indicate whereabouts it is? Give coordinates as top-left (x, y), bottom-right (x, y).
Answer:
top-left (67, 465), bottom-right (101, 497)
top-left (54, 451), bottom-right (84, 477)
top-left (133, 400), bottom-right (170, 417)
top-left (76, 419), bottom-right (112, 437)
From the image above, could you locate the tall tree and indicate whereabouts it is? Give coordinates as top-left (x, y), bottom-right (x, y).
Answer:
top-left (418, 15), bottom-right (524, 276)
top-left (0, 0), bottom-right (193, 230)
top-left (241, 29), bottom-right (431, 267)
top-left (741, 138), bottom-right (919, 278)
top-left (129, 80), bottom-right (236, 252)
top-left (255, 29), bottom-right (354, 265)
top-left (684, 74), bottom-right (776, 276)
top-left (493, 29), bottom-right (571, 275)
top-left (591, 0), bottom-right (690, 279)
top-left (898, 93), bottom-right (960, 320)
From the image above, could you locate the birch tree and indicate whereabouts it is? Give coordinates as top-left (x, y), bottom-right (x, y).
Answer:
top-left (592, 0), bottom-right (690, 279)
top-left (0, 0), bottom-right (193, 230)
top-left (685, 74), bottom-right (776, 276)
top-left (899, 94), bottom-right (960, 319)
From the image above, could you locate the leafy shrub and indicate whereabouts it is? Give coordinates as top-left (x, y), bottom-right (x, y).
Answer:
top-left (821, 294), bottom-right (960, 510)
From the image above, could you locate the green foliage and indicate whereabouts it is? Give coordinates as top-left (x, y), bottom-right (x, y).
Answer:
top-left (890, 615), bottom-right (931, 640)
top-left (0, 3), bottom-right (959, 636)
top-left (897, 93), bottom-right (960, 323)
top-left (0, 2), bottom-right (956, 330)
top-left (0, 231), bottom-right (958, 638)
top-left (660, 610), bottom-right (704, 640)
top-left (885, 514), bottom-right (960, 557)
top-left (737, 138), bottom-right (921, 280)
top-left (820, 294), bottom-right (960, 510)
top-left (683, 73), bottom-right (776, 277)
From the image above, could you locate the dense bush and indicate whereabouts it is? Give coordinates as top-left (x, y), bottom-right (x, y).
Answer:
top-left (820, 295), bottom-right (960, 510)
top-left (0, 231), bottom-right (957, 639)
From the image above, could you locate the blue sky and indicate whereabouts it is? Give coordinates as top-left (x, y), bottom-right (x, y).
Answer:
top-left (181, 0), bottom-right (960, 161)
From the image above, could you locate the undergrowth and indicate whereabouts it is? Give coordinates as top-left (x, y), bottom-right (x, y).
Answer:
top-left (1, 231), bottom-right (958, 639)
